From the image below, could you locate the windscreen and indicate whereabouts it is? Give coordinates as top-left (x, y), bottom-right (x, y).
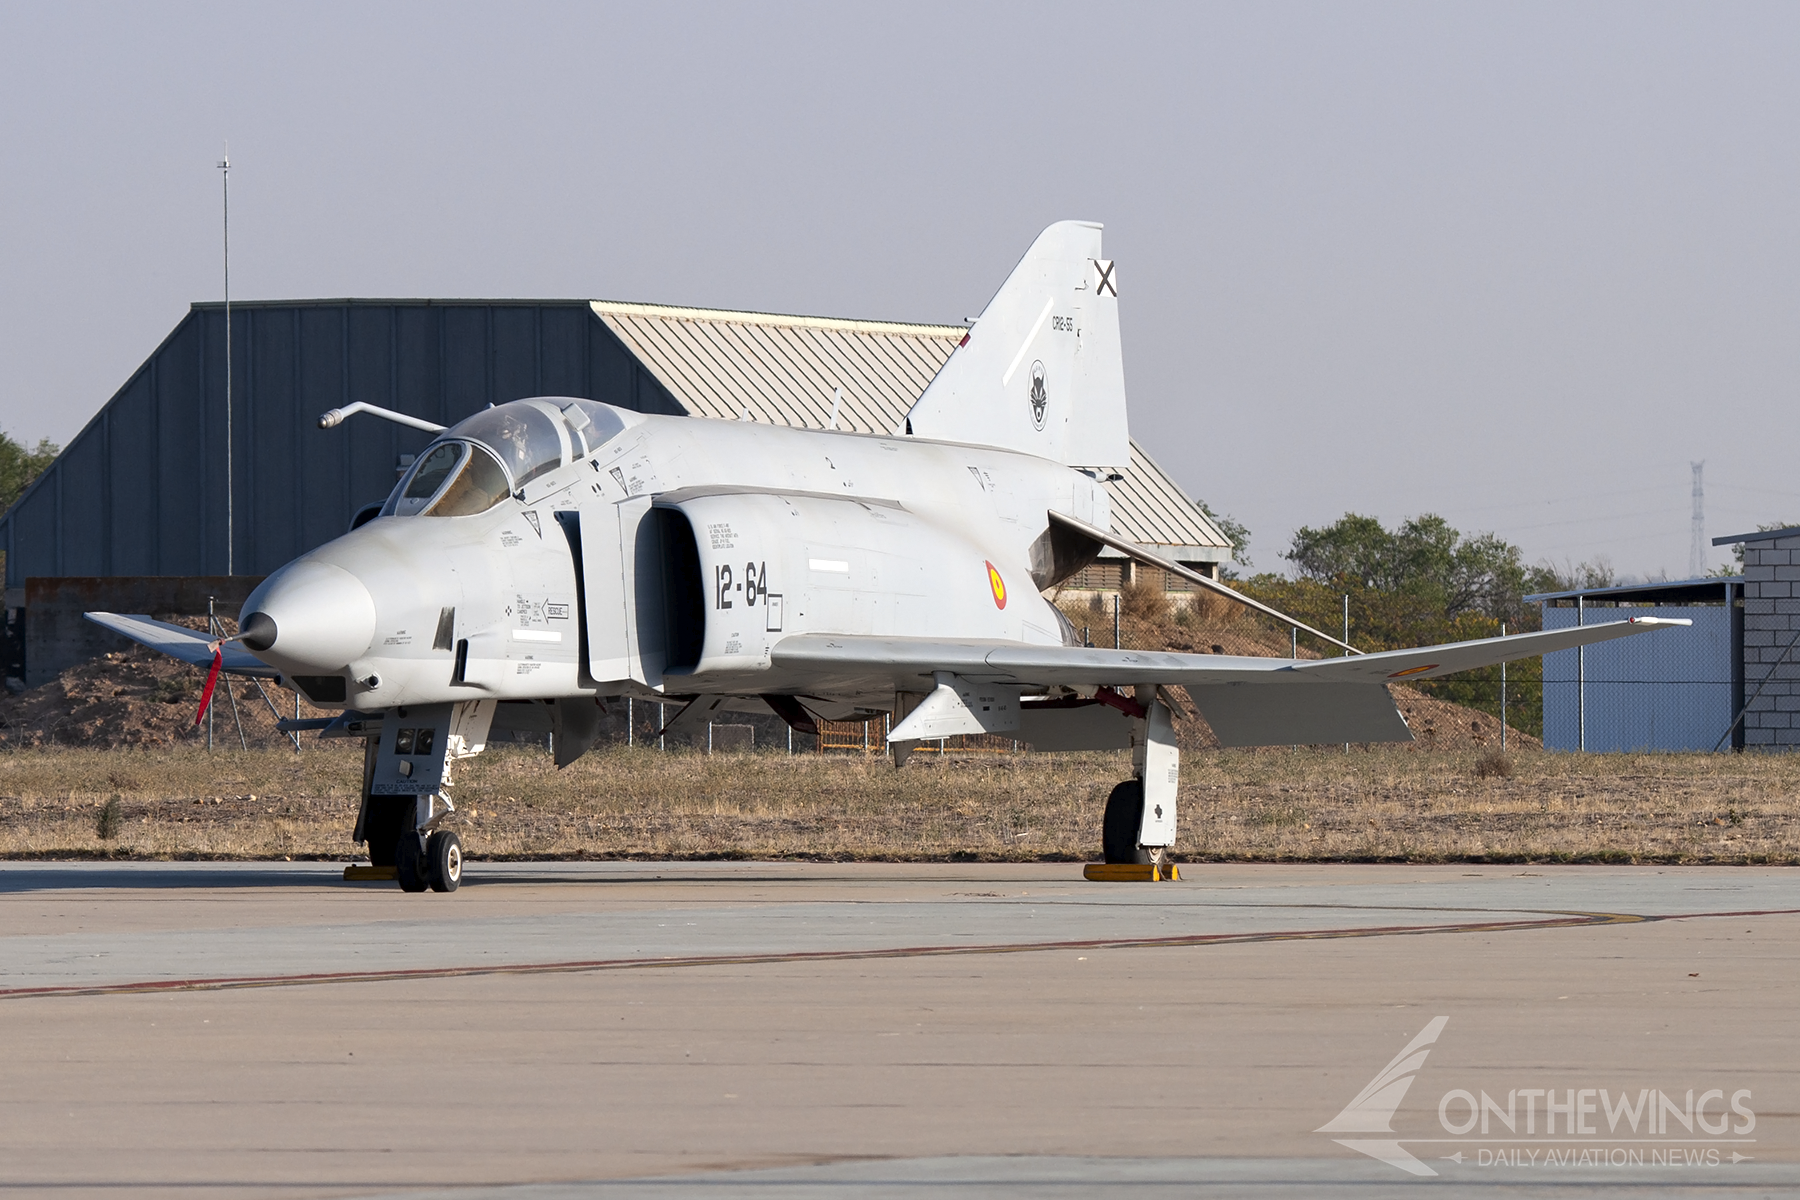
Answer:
top-left (384, 442), bottom-right (466, 517)
top-left (404, 443), bottom-right (462, 499)
top-left (424, 444), bottom-right (512, 516)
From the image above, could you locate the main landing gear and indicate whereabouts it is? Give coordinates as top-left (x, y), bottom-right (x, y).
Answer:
top-left (1098, 688), bottom-right (1180, 875)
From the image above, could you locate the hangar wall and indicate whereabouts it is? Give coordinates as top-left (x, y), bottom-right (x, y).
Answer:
top-left (0, 300), bottom-right (684, 593)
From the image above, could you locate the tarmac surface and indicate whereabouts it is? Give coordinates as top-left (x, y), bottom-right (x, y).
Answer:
top-left (1, 860), bottom-right (1797, 1198)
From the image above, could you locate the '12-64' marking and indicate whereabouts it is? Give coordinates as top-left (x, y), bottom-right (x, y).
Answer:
top-left (715, 562), bottom-right (768, 609)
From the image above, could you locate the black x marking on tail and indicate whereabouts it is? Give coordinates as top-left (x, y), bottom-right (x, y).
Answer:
top-left (1094, 260), bottom-right (1117, 297)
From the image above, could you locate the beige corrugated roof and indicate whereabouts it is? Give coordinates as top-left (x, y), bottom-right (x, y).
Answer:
top-left (591, 300), bottom-right (1231, 564)
top-left (1109, 442), bottom-right (1233, 559)
top-left (593, 300), bottom-right (960, 435)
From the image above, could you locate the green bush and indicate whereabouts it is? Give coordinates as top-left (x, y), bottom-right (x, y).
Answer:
top-left (96, 794), bottom-right (122, 840)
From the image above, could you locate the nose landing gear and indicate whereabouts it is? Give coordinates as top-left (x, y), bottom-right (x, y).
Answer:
top-left (350, 701), bottom-right (492, 893)
top-left (397, 830), bottom-right (462, 892)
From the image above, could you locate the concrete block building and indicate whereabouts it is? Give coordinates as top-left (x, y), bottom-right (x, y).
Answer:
top-left (1715, 526), bottom-right (1800, 749)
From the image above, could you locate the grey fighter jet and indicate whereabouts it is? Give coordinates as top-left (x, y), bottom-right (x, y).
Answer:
top-left (89, 222), bottom-right (1683, 891)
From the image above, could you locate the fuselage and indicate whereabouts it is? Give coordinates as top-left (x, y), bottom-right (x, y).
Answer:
top-left (241, 398), bottom-right (1110, 714)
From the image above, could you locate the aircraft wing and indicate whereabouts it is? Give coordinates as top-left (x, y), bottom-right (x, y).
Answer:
top-left (769, 616), bottom-right (1687, 747)
top-left (1282, 617), bottom-right (1689, 682)
top-left (84, 612), bottom-right (283, 679)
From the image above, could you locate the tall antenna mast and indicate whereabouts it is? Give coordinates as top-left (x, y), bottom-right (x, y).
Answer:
top-left (1689, 460), bottom-right (1705, 578)
top-left (218, 146), bottom-right (233, 576)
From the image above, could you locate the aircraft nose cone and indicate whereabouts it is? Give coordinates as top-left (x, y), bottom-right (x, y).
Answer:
top-left (239, 561), bottom-right (376, 672)
top-left (239, 611), bottom-right (278, 652)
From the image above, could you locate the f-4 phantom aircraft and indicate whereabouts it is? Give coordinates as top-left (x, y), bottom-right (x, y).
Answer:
top-left (90, 221), bottom-right (1683, 892)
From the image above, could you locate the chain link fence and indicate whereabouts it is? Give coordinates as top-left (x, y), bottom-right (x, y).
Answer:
top-left (1541, 600), bottom-right (1735, 751)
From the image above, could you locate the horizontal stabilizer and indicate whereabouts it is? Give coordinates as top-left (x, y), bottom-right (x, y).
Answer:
top-left (83, 612), bottom-right (282, 679)
top-left (1048, 510), bottom-right (1356, 653)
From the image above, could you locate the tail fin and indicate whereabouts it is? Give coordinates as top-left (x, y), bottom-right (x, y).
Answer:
top-left (905, 221), bottom-right (1129, 470)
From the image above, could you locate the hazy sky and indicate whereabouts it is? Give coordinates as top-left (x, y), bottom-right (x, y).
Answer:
top-left (3, 2), bottom-right (1797, 578)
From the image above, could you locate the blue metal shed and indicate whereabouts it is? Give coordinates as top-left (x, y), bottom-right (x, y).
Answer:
top-left (1530, 578), bottom-right (1744, 752)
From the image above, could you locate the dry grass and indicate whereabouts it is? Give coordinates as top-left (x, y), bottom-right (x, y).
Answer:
top-left (1181, 746), bottom-right (1800, 864)
top-left (0, 743), bottom-right (365, 861)
top-left (1, 743), bottom-right (1797, 865)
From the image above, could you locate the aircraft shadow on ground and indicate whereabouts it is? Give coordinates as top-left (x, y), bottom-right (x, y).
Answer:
top-left (0, 861), bottom-right (1008, 893)
top-left (0, 863), bottom-right (336, 893)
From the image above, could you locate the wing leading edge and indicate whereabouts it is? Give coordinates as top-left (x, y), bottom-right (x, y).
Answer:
top-left (769, 617), bottom-right (1688, 747)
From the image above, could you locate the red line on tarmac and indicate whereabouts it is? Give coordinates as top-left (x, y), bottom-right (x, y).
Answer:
top-left (3, 907), bottom-right (1793, 1001)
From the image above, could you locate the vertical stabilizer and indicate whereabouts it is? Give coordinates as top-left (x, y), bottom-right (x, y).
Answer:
top-left (905, 221), bottom-right (1129, 470)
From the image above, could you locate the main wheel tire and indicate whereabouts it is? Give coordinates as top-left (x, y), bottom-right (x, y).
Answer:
top-left (1102, 780), bottom-right (1152, 864)
top-left (426, 830), bottom-right (462, 893)
top-left (395, 833), bottom-right (429, 892)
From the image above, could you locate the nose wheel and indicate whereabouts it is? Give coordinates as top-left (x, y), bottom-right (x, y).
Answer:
top-left (395, 830), bottom-right (462, 892)
top-left (396, 833), bottom-right (429, 892)
top-left (426, 831), bottom-right (462, 892)
top-left (392, 834), bottom-right (460, 892)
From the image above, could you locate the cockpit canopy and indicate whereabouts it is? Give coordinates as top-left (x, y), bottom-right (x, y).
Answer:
top-left (382, 397), bottom-right (626, 518)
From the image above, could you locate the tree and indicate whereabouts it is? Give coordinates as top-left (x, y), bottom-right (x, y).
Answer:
top-left (0, 429), bottom-right (58, 515)
top-left (1196, 499), bottom-right (1251, 574)
top-left (1285, 512), bottom-right (1530, 621)
top-left (1229, 513), bottom-right (1544, 736)
top-left (0, 430), bottom-right (58, 589)
top-left (1524, 557), bottom-right (1616, 596)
